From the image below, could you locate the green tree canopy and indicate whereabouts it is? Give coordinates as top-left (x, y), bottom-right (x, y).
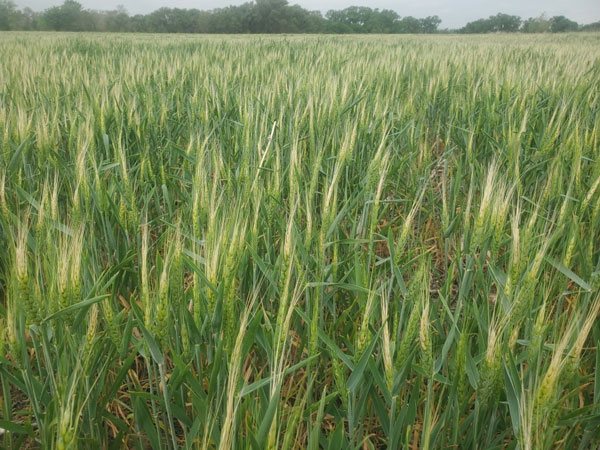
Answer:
top-left (0, 1), bottom-right (589, 34)
top-left (550, 16), bottom-right (579, 32)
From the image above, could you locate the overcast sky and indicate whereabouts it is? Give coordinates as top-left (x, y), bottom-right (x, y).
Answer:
top-left (14, 0), bottom-right (600, 28)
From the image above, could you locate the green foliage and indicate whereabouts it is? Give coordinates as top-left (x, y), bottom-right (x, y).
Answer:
top-left (325, 7), bottom-right (441, 34)
top-left (1, 1), bottom-right (595, 34)
top-left (549, 16), bottom-right (580, 33)
top-left (581, 21), bottom-right (600, 32)
top-left (0, 32), bottom-right (599, 449)
top-left (461, 13), bottom-right (522, 33)
top-left (0, 1), bottom-right (441, 33)
top-left (522, 14), bottom-right (551, 33)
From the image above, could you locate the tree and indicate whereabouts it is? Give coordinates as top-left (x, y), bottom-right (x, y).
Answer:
top-left (20, 7), bottom-right (40, 30)
top-left (359, 9), bottom-right (399, 33)
top-left (43, 1), bottom-right (87, 31)
top-left (550, 16), bottom-right (579, 32)
top-left (462, 13), bottom-right (520, 33)
top-left (580, 21), bottom-right (600, 32)
top-left (251, 0), bottom-right (291, 33)
top-left (209, 4), bottom-right (254, 33)
top-left (462, 18), bottom-right (491, 33)
top-left (420, 16), bottom-right (441, 33)
top-left (325, 7), bottom-right (375, 33)
top-left (0, 0), bottom-right (24, 30)
top-left (0, 0), bottom-right (588, 35)
top-left (104, 6), bottom-right (131, 32)
top-left (396, 16), bottom-right (421, 33)
top-left (280, 6), bottom-right (325, 33)
top-left (489, 13), bottom-right (521, 32)
top-left (129, 14), bottom-right (147, 32)
top-left (522, 14), bottom-right (550, 33)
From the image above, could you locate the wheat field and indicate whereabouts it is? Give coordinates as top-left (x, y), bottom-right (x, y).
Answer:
top-left (0, 32), bottom-right (599, 449)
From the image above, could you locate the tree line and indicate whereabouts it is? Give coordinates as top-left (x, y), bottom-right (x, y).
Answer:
top-left (1, 0), bottom-right (599, 34)
top-left (461, 13), bottom-right (599, 33)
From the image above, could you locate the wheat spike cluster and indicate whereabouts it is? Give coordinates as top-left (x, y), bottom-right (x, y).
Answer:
top-left (0, 32), bottom-right (599, 449)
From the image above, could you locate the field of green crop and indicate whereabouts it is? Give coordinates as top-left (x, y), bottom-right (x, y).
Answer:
top-left (0, 32), bottom-right (599, 449)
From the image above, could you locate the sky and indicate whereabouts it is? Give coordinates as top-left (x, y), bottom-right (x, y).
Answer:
top-left (13, 0), bottom-right (600, 29)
